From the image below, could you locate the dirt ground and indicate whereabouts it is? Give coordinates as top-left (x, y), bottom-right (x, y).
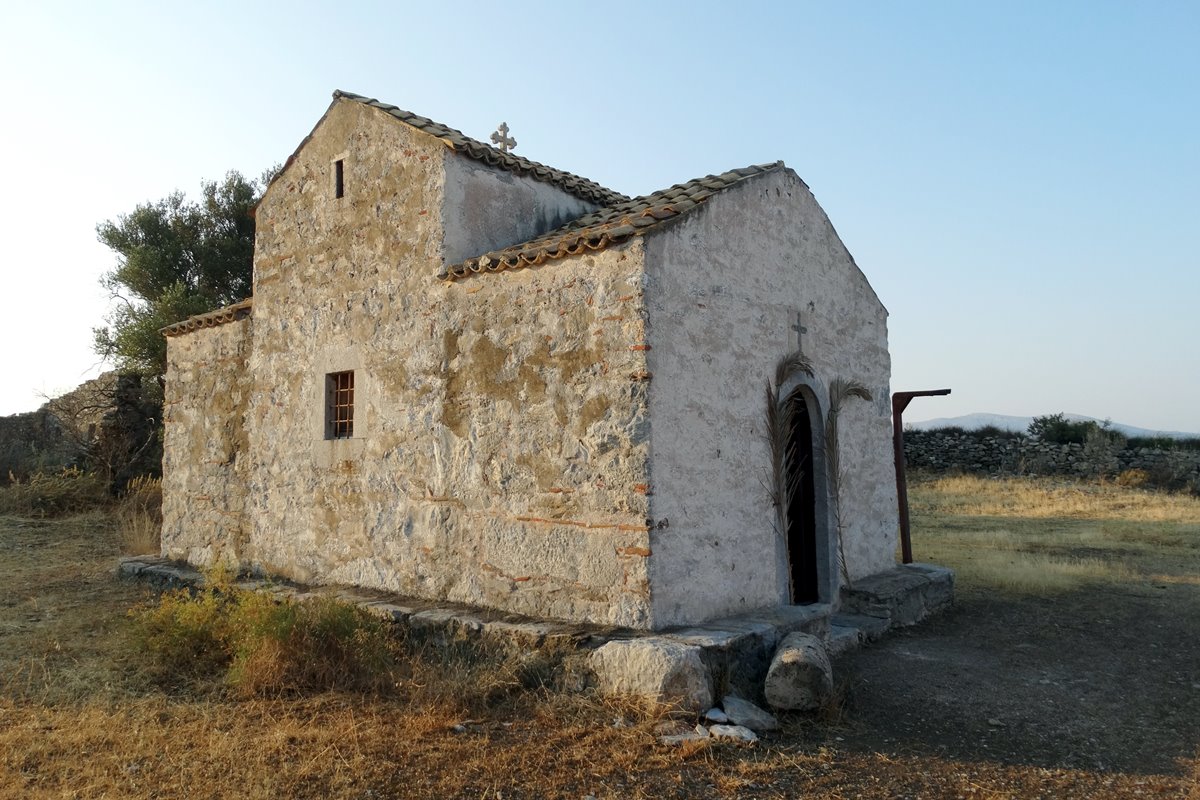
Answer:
top-left (1, 490), bottom-right (1198, 798)
top-left (838, 581), bottom-right (1200, 779)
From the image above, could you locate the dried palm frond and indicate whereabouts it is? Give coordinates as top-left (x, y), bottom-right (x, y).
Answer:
top-left (765, 352), bottom-right (813, 599)
top-left (775, 352), bottom-right (814, 392)
top-left (767, 353), bottom-right (873, 597)
top-left (826, 378), bottom-right (873, 586)
top-left (830, 378), bottom-right (872, 406)
top-left (765, 351), bottom-right (812, 526)
top-left (765, 381), bottom-right (798, 525)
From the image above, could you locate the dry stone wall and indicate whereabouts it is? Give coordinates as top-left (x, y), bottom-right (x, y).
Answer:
top-left (0, 410), bottom-right (71, 480)
top-left (903, 429), bottom-right (1200, 483)
top-left (0, 372), bottom-right (118, 480)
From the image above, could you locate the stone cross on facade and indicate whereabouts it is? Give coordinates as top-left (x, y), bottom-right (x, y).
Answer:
top-left (490, 122), bottom-right (517, 153)
top-left (791, 309), bottom-right (808, 353)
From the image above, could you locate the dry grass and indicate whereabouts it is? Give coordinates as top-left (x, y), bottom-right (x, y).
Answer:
top-left (909, 473), bottom-right (1200, 594)
top-left (0, 513), bottom-right (686, 798)
top-left (2, 486), bottom-right (1198, 798)
top-left (913, 472), bottom-right (1200, 523)
top-left (0, 468), bottom-right (110, 518)
top-left (0, 694), bottom-right (689, 800)
top-left (1, 693), bottom-right (1187, 800)
top-left (113, 475), bottom-right (161, 555)
top-left (949, 548), bottom-right (1135, 593)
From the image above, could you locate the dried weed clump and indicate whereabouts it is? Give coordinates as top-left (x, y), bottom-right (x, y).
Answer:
top-left (113, 475), bottom-right (161, 554)
top-left (133, 583), bottom-right (401, 696)
top-left (0, 467), bottom-right (110, 518)
top-left (402, 638), bottom-right (565, 714)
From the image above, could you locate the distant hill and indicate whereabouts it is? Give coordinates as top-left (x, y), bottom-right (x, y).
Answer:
top-left (907, 412), bottom-right (1198, 440)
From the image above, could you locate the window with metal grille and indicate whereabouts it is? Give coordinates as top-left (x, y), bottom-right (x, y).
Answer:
top-left (325, 371), bottom-right (354, 439)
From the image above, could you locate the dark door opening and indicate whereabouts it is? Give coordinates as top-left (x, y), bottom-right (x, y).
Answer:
top-left (786, 390), bottom-right (820, 604)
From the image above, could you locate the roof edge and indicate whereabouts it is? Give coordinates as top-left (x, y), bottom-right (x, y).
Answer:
top-left (161, 299), bottom-right (253, 337)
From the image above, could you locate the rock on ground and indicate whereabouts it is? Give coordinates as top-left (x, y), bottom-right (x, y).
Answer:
top-left (589, 638), bottom-right (712, 713)
top-left (721, 694), bottom-right (779, 732)
top-left (659, 724), bottom-right (711, 746)
top-left (703, 707), bottom-right (729, 724)
top-left (764, 631), bottom-right (834, 711)
top-left (708, 724), bottom-right (758, 743)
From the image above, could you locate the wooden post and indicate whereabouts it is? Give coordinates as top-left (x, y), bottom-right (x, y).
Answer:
top-left (892, 389), bottom-right (951, 564)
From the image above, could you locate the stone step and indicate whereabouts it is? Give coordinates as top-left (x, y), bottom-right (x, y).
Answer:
top-left (839, 563), bottom-right (954, 628)
top-left (827, 624), bottom-right (864, 658)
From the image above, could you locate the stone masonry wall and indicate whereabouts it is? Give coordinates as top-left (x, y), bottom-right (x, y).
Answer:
top-left (903, 429), bottom-right (1200, 483)
top-left (0, 372), bottom-right (118, 481)
top-left (643, 169), bottom-right (899, 626)
top-left (240, 99), bottom-right (654, 628)
top-left (161, 317), bottom-right (252, 564)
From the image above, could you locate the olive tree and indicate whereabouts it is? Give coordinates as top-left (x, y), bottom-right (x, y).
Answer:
top-left (93, 170), bottom-right (269, 378)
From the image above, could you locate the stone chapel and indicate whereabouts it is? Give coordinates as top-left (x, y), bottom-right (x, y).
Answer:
top-left (159, 90), bottom-right (902, 631)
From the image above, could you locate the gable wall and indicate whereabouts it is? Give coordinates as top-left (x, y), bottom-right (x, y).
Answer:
top-left (236, 101), bottom-right (653, 626)
top-left (642, 169), bottom-right (898, 627)
top-left (442, 156), bottom-right (599, 265)
top-left (161, 317), bottom-right (252, 566)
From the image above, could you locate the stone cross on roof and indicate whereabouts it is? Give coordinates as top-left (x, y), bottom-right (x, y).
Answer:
top-left (490, 122), bottom-right (517, 153)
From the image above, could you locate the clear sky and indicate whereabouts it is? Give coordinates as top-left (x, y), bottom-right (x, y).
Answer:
top-left (1, 0), bottom-right (1196, 431)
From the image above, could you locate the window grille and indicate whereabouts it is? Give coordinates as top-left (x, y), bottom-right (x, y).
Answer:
top-left (326, 371), bottom-right (354, 439)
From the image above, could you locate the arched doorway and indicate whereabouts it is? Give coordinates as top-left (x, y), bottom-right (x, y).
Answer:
top-left (785, 388), bottom-right (820, 604)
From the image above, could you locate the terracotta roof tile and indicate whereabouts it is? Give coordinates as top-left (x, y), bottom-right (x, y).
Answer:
top-left (439, 162), bottom-right (785, 281)
top-left (161, 299), bottom-right (252, 337)
top-left (333, 91), bottom-right (629, 208)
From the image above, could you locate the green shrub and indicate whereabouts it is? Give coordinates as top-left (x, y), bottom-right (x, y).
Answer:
top-left (0, 468), bottom-right (110, 517)
top-left (1028, 413), bottom-right (1099, 444)
top-left (975, 425), bottom-right (1024, 440)
top-left (927, 425), bottom-right (967, 436)
top-left (134, 587), bottom-right (231, 681)
top-left (132, 584), bottom-right (401, 696)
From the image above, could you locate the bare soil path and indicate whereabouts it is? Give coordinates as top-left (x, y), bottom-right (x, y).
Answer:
top-left (838, 583), bottom-right (1200, 779)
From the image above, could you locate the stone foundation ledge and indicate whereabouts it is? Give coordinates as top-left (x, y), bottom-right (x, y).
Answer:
top-left (837, 563), bottom-right (955, 635)
top-left (117, 555), bottom-right (608, 651)
top-left (117, 556), bottom-right (952, 712)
